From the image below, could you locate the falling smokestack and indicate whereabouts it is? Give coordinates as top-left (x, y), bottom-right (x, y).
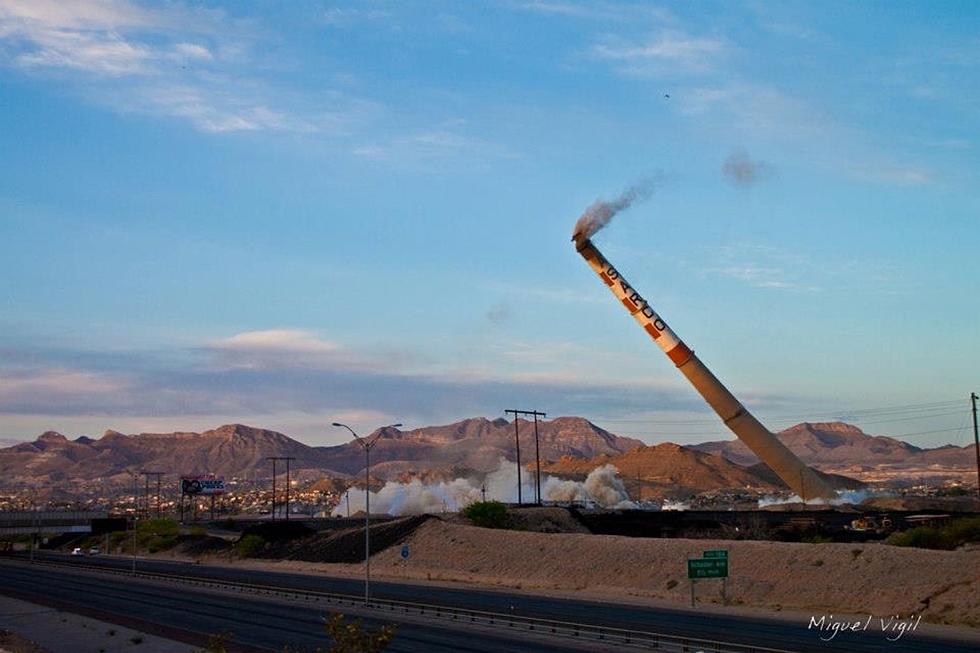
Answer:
top-left (571, 234), bottom-right (835, 501)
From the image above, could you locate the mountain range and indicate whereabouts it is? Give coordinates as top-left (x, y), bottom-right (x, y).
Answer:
top-left (0, 418), bottom-right (972, 494)
top-left (690, 422), bottom-right (977, 471)
top-left (0, 417), bottom-right (642, 487)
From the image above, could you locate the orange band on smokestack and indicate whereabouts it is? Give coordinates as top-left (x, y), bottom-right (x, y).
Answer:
top-left (666, 342), bottom-right (693, 366)
top-left (643, 323), bottom-right (662, 340)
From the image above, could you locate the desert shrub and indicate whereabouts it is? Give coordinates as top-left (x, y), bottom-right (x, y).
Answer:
top-left (942, 517), bottom-right (980, 546)
top-left (887, 517), bottom-right (980, 550)
top-left (146, 535), bottom-right (177, 553)
top-left (136, 518), bottom-right (180, 538)
top-left (323, 613), bottom-right (396, 653)
top-left (198, 632), bottom-right (231, 653)
top-left (887, 526), bottom-right (949, 549)
top-left (801, 534), bottom-right (834, 544)
top-left (235, 534), bottom-right (265, 557)
top-left (132, 519), bottom-right (181, 552)
top-left (109, 531), bottom-right (128, 552)
top-left (461, 501), bottom-right (508, 529)
top-left (937, 486), bottom-right (970, 497)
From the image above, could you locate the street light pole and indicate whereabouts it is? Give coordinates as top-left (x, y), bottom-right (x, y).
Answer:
top-left (333, 421), bottom-right (401, 605)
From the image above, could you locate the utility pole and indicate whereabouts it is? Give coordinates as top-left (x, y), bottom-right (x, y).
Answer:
top-left (505, 411), bottom-right (522, 505)
top-left (141, 471), bottom-right (164, 519)
top-left (505, 409), bottom-right (546, 504)
top-left (533, 412), bottom-right (542, 504)
top-left (345, 489), bottom-right (351, 519)
top-left (481, 483), bottom-right (487, 503)
top-left (267, 457), bottom-right (295, 520)
top-left (972, 392), bottom-right (979, 499)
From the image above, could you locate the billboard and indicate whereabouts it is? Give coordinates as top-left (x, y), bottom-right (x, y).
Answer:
top-left (180, 475), bottom-right (226, 496)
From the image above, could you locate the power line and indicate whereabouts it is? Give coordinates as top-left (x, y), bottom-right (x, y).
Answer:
top-left (592, 399), bottom-right (966, 427)
top-left (877, 427), bottom-right (972, 439)
top-left (612, 425), bottom-right (969, 440)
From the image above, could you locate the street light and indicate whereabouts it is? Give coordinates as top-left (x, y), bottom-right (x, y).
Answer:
top-left (333, 421), bottom-right (402, 605)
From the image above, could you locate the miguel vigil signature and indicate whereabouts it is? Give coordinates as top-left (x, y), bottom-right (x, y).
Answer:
top-left (808, 614), bottom-right (922, 641)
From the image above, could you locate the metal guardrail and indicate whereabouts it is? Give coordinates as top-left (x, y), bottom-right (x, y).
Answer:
top-left (2, 558), bottom-right (797, 653)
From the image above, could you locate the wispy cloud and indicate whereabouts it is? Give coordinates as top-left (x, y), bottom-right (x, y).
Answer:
top-left (699, 244), bottom-right (817, 292)
top-left (0, 368), bottom-right (128, 399)
top-left (0, 333), bottom-right (703, 439)
top-left (205, 329), bottom-right (402, 372)
top-left (697, 242), bottom-right (912, 296)
top-left (354, 128), bottom-right (518, 166)
top-left (320, 6), bottom-right (392, 27)
top-left (0, 0), bottom-right (358, 134)
top-left (483, 281), bottom-right (606, 305)
top-left (592, 30), bottom-right (727, 75)
top-left (713, 265), bottom-right (797, 290)
top-left (213, 330), bottom-right (341, 355)
top-left (516, 1), bottom-right (673, 23)
top-left (847, 164), bottom-right (933, 186)
top-left (677, 83), bottom-right (934, 186)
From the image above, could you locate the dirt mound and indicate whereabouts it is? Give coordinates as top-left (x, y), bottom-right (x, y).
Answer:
top-left (256, 515), bottom-right (432, 563)
top-left (504, 507), bottom-right (591, 533)
top-left (366, 520), bottom-right (980, 627)
top-left (863, 496), bottom-right (980, 512)
top-left (0, 630), bottom-right (50, 653)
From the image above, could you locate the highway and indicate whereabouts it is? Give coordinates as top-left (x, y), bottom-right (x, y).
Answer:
top-left (5, 552), bottom-right (978, 653)
top-left (0, 561), bottom-right (612, 653)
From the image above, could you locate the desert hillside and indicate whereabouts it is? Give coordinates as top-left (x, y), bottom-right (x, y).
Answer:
top-left (363, 520), bottom-right (980, 627)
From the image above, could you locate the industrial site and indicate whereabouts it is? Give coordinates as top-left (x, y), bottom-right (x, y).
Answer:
top-left (2, 193), bottom-right (977, 652)
top-left (2, 2), bottom-right (978, 653)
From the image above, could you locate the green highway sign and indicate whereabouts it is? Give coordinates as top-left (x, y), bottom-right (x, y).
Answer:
top-left (688, 558), bottom-right (729, 579)
top-left (703, 549), bottom-right (728, 559)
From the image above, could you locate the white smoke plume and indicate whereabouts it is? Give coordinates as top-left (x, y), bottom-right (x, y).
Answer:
top-left (334, 458), bottom-right (635, 516)
top-left (572, 178), bottom-right (657, 240)
top-left (757, 488), bottom-right (885, 508)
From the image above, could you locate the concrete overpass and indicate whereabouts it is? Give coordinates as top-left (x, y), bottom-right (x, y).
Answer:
top-left (0, 511), bottom-right (111, 536)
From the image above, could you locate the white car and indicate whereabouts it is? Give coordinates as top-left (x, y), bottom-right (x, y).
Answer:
top-left (70, 547), bottom-right (83, 556)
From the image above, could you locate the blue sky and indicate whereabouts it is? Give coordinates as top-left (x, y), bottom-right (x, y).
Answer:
top-left (0, 1), bottom-right (977, 447)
